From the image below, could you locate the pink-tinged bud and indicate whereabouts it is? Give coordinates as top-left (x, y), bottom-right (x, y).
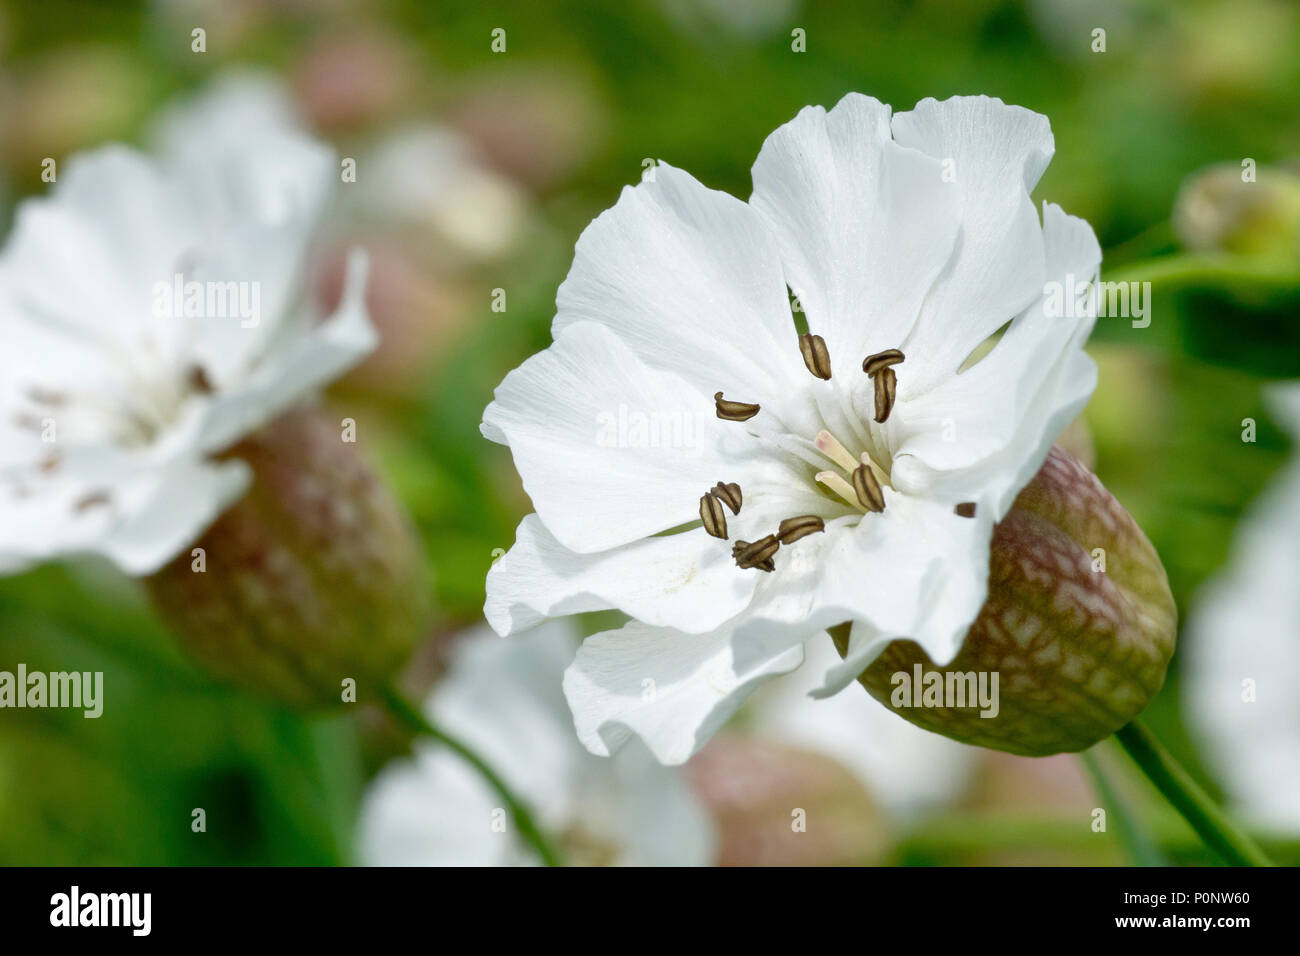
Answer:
top-left (145, 407), bottom-right (430, 708)
top-left (854, 446), bottom-right (1176, 756)
top-left (686, 736), bottom-right (887, 866)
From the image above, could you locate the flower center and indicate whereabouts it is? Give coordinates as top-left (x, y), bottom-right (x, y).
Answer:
top-left (703, 335), bottom-right (908, 572)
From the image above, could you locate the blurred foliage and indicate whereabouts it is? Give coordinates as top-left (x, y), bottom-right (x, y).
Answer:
top-left (0, 0), bottom-right (1297, 864)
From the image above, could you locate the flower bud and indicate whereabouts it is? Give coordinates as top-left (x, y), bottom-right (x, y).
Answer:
top-left (1173, 162), bottom-right (1300, 260)
top-left (144, 407), bottom-right (430, 709)
top-left (686, 735), bottom-right (887, 865)
top-left (852, 446), bottom-right (1176, 756)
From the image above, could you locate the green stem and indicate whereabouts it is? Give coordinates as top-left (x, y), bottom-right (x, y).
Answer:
top-left (1079, 748), bottom-right (1165, 866)
top-left (381, 685), bottom-right (564, 867)
top-left (1104, 253), bottom-right (1300, 291)
top-left (1115, 721), bottom-right (1273, 867)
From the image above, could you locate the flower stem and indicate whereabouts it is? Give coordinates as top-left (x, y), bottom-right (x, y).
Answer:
top-left (380, 684), bottom-right (564, 867)
top-left (1104, 252), bottom-right (1300, 291)
top-left (1114, 721), bottom-right (1273, 867)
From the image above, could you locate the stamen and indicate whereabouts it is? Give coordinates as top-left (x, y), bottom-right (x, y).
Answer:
top-left (26, 386), bottom-right (68, 407)
top-left (75, 491), bottom-right (111, 513)
top-left (777, 514), bottom-right (825, 544)
top-left (700, 493), bottom-right (728, 538)
top-left (814, 430), bottom-right (859, 474)
top-left (733, 535), bottom-right (779, 571)
top-left (710, 481), bottom-right (742, 515)
top-left (815, 470), bottom-right (860, 508)
top-left (852, 463), bottom-right (886, 512)
top-left (38, 453), bottom-right (60, 474)
top-left (955, 502), bottom-right (977, 518)
top-left (872, 367), bottom-right (897, 424)
top-left (188, 365), bottom-right (215, 395)
top-left (862, 349), bottom-right (905, 377)
top-left (714, 391), bottom-right (760, 422)
top-left (798, 333), bottom-right (832, 380)
top-left (859, 452), bottom-right (890, 488)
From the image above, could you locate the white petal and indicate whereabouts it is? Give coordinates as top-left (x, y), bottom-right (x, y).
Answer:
top-left (564, 619), bottom-right (804, 764)
top-left (0, 147), bottom-right (194, 367)
top-left (750, 93), bottom-right (961, 365)
top-left (95, 455), bottom-right (252, 575)
top-left (362, 622), bottom-right (715, 864)
top-left (889, 202), bottom-right (1100, 517)
top-left (0, 442), bottom-right (251, 577)
top-left (359, 749), bottom-right (519, 866)
top-left (153, 73), bottom-right (334, 349)
top-left (731, 493), bottom-right (993, 676)
top-left (483, 320), bottom-right (740, 553)
top-left (892, 95), bottom-right (1053, 389)
top-left (485, 513), bottom-right (757, 636)
top-left (552, 163), bottom-right (810, 421)
top-left (195, 249), bottom-right (377, 454)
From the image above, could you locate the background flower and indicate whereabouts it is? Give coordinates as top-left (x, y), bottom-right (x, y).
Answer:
top-left (1183, 384), bottom-right (1300, 834)
top-left (359, 622), bottom-right (715, 866)
top-left (0, 73), bottom-right (374, 576)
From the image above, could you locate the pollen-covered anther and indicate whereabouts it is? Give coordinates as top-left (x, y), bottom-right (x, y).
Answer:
top-left (714, 391), bottom-right (760, 422)
top-left (700, 493), bottom-right (728, 539)
top-left (733, 535), bottom-right (779, 571)
top-left (777, 514), bottom-right (825, 544)
top-left (798, 333), bottom-right (832, 380)
top-left (710, 481), bottom-right (742, 515)
top-left (861, 349), bottom-right (905, 377)
top-left (852, 463), bottom-right (885, 512)
top-left (872, 367), bottom-right (897, 424)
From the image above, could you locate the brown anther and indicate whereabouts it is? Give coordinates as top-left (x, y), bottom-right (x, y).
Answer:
top-left (38, 453), bottom-right (61, 474)
top-left (714, 391), bottom-right (760, 422)
top-left (852, 464), bottom-right (886, 513)
top-left (700, 493), bottom-right (728, 539)
top-left (733, 535), bottom-right (779, 570)
top-left (710, 481), bottom-right (742, 515)
top-left (75, 491), bottom-right (111, 513)
top-left (955, 502), bottom-right (977, 518)
top-left (862, 349), bottom-right (905, 377)
top-left (188, 365), bottom-right (215, 394)
top-left (26, 386), bottom-right (67, 407)
top-left (777, 514), bottom-right (825, 544)
top-left (755, 558), bottom-right (776, 573)
top-left (798, 333), bottom-right (832, 380)
top-left (872, 366), bottom-right (897, 424)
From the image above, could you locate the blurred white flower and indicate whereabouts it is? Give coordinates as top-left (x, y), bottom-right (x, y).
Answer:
top-left (484, 93), bottom-right (1099, 764)
top-left (358, 621), bottom-right (715, 866)
top-left (0, 74), bottom-right (374, 575)
top-left (748, 633), bottom-right (978, 816)
top-left (1184, 384), bottom-right (1300, 832)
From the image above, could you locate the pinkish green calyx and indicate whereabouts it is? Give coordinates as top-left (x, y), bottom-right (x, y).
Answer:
top-left (145, 406), bottom-right (430, 709)
top-left (841, 445), bottom-right (1177, 756)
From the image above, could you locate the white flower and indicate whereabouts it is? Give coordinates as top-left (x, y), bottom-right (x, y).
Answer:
top-left (484, 94), bottom-right (1101, 765)
top-left (357, 621), bottom-right (715, 866)
top-left (1184, 383), bottom-right (1300, 833)
top-left (0, 75), bottom-right (375, 576)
